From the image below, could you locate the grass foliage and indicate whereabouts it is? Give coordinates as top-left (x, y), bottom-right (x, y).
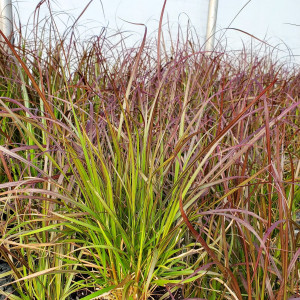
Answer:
top-left (0, 2), bottom-right (299, 299)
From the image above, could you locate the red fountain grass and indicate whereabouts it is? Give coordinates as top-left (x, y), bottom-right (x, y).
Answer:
top-left (0, 2), bottom-right (299, 300)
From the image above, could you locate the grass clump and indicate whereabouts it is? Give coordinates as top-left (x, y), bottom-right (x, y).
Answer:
top-left (0, 3), bottom-right (299, 300)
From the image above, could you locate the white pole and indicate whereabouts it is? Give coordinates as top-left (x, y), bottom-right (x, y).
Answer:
top-left (0, 0), bottom-right (13, 44)
top-left (205, 0), bottom-right (218, 53)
